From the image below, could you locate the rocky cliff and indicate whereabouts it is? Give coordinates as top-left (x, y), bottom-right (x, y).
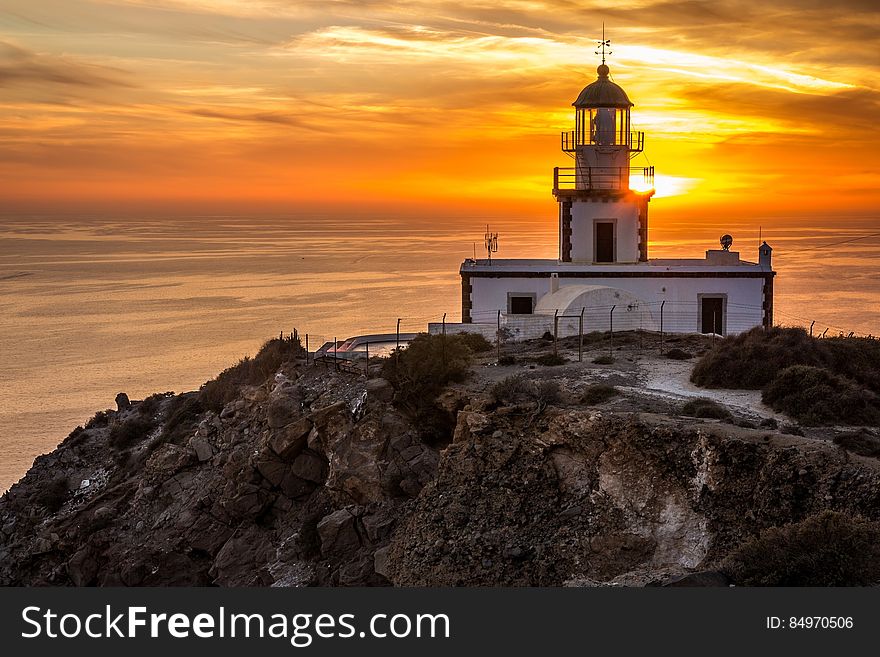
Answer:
top-left (2, 338), bottom-right (879, 587)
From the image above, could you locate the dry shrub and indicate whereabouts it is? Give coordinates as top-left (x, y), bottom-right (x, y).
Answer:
top-left (681, 398), bottom-right (731, 420)
top-left (581, 384), bottom-right (619, 405)
top-left (833, 429), bottom-right (880, 457)
top-left (762, 365), bottom-right (880, 426)
top-left (722, 511), bottom-right (880, 586)
top-left (665, 348), bottom-right (692, 360)
top-left (381, 333), bottom-right (473, 442)
top-left (108, 416), bottom-right (156, 450)
top-left (200, 336), bottom-right (303, 411)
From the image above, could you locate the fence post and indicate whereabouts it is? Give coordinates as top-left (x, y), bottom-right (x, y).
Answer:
top-left (553, 309), bottom-right (559, 357)
top-left (365, 341), bottom-right (369, 377)
top-left (496, 309), bottom-right (501, 362)
top-left (712, 312), bottom-right (716, 347)
top-left (333, 336), bottom-right (338, 371)
top-left (579, 307), bottom-right (585, 362)
top-left (810, 320), bottom-right (815, 337)
top-left (396, 318), bottom-right (401, 373)
top-left (659, 300), bottom-right (665, 355)
top-left (609, 305), bottom-right (616, 357)
top-left (305, 333), bottom-right (310, 365)
top-left (442, 312), bottom-right (447, 367)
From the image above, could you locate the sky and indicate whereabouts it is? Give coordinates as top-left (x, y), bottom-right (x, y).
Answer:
top-left (0, 0), bottom-right (878, 219)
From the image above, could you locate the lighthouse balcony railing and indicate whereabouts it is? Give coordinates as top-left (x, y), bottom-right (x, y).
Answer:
top-left (553, 166), bottom-right (654, 192)
top-left (560, 130), bottom-right (644, 154)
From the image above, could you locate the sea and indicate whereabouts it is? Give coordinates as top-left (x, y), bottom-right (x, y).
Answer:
top-left (1, 213), bottom-right (878, 492)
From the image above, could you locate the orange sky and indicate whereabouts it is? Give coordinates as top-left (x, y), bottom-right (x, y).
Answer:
top-left (1, 0), bottom-right (878, 221)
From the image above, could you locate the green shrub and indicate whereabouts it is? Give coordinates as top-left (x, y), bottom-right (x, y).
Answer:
top-left (200, 336), bottom-right (303, 411)
top-left (108, 416), bottom-right (156, 450)
top-left (665, 348), bottom-right (692, 360)
top-left (381, 333), bottom-right (473, 441)
top-left (722, 511), bottom-right (880, 586)
top-left (762, 365), bottom-right (880, 426)
top-left (454, 332), bottom-right (493, 353)
top-left (592, 355), bottom-right (614, 365)
top-left (581, 384), bottom-right (619, 405)
top-left (681, 398), bottom-right (731, 420)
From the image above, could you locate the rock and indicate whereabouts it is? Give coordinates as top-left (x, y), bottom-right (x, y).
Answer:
top-left (373, 546), bottom-right (391, 579)
top-left (146, 444), bottom-right (196, 478)
top-left (269, 418), bottom-right (312, 460)
top-left (68, 548), bottom-right (98, 586)
top-left (191, 437), bottom-right (214, 462)
top-left (291, 452), bottom-right (327, 483)
top-left (317, 508), bottom-right (362, 558)
top-left (115, 392), bottom-right (131, 412)
top-left (365, 378), bottom-right (393, 403)
top-left (267, 390), bottom-right (302, 428)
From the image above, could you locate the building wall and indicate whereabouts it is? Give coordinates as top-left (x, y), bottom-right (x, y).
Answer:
top-left (467, 275), bottom-right (766, 336)
top-left (568, 199), bottom-right (640, 263)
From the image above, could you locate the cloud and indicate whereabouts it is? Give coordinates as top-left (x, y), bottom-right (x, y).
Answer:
top-left (0, 41), bottom-right (133, 89)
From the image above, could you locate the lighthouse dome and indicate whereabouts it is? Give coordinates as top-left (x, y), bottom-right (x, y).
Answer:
top-left (573, 64), bottom-right (633, 108)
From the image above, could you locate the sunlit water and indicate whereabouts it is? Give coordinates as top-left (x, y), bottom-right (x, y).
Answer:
top-left (1, 214), bottom-right (878, 492)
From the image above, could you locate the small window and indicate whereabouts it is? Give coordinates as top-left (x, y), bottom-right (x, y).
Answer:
top-left (509, 296), bottom-right (534, 314)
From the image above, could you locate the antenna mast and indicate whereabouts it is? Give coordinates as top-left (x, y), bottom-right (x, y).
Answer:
top-left (595, 23), bottom-right (612, 65)
top-left (484, 225), bottom-right (499, 264)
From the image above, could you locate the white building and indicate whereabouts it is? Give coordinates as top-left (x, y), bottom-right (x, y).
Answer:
top-left (440, 58), bottom-right (775, 341)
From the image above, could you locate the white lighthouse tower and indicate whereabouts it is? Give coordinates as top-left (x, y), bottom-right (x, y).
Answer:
top-left (439, 36), bottom-right (776, 340)
top-left (555, 38), bottom-right (653, 264)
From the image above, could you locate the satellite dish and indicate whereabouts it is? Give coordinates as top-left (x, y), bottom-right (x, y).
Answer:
top-left (720, 234), bottom-right (733, 251)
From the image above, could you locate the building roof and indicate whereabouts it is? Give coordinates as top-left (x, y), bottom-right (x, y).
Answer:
top-left (460, 258), bottom-right (773, 275)
top-left (573, 64), bottom-right (633, 109)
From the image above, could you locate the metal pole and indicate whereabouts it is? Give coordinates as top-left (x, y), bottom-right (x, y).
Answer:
top-left (712, 312), bottom-right (716, 347)
top-left (659, 301), bottom-right (665, 355)
top-left (497, 309), bottom-right (501, 363)
top-left (365, 341), bottom-right (369, 376)
top-left (579, 307), bottom-right (584, 362)
top-left (609, 305), bottom-right (616, 357)
top-left (396, 319), bottom-right (401, 372)
top-left (442, 313), bottom-right (447, 366)
top-left (553, 309), bottom-right (559, 357)
top-left (334, 336), bottom-right (338, 371)
top-left (305, 333), bottom-right (309, 364)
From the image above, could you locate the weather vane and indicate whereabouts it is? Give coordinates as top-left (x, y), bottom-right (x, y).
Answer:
top-left (595, 23), bottom-right (611, 65)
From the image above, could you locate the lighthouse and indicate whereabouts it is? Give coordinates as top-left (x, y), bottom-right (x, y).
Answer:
top-left (555, 58), bottom-right (654, 264)
top-left (436, 38), bottom-right (776, 341)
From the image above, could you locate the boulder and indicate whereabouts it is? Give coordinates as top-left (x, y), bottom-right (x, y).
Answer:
top-left (115, 392), bottom-right (131, 412)
top-left (68, 548), bottom-right (98, 586)
top-left (291, 451), bottom-right (327, 484)
top-left (267, 390), bottom-right (302, 428)
top-left (365, 378), bottom-right (393, 404)
top-left (190, 437), bottom-right (214, 462)
top-left (317, 508), bottom-right (362, 558)
top-left (269, 418), bottom-right (312, 460)
top-left (145, 444), bottom-right (196, 478)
